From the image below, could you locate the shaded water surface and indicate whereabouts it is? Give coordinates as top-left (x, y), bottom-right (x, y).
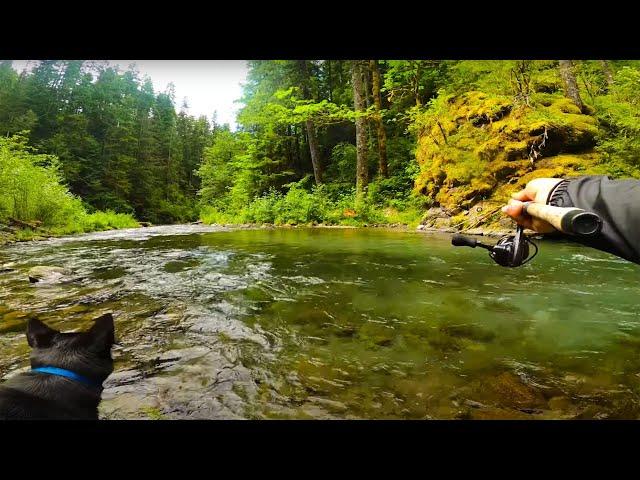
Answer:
top-left (1, 225), bottom-right (640, 419)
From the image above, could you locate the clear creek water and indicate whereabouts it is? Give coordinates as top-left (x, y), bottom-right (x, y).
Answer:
top-left (1, 225), bottom-right (639, 419)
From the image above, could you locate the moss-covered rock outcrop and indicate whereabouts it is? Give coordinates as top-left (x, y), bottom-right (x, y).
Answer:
top-left (413, 91), bottom-right (602, 232)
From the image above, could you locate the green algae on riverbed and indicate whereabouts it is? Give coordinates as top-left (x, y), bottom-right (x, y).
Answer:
top-left (1, 225), bottom-right (640, 419)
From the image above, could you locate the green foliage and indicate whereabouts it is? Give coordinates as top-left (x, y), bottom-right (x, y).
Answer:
top-left (382, 60), bottom-right (449, 107)
top-left (593, 66), bottom-right (640, 178)
top-left (447, 61), bottom-right (518, 95)
top-left (325, 142), bottom-right (357, 183)
top-left (197, 125), bottom-right (297, 217)
top-left (0, 134), bottom-right (138, 236)
top-left (0, 62), bottom-right (38, 136)
top-left (8, 59), bottom-right (640, 237)
top-left (408, 60), bottom-right (640, 234)
top-left (0, 61), bottom-right (210, 224)
top-left (445, 61), bottom-right (559, 99)
top-left (196, 128), bottom-right (244, 207)
top-left (241, 180), bottom-right (322, 225)
top-left (80, 210), bottom-right (139, 231)
top-left (199, 205), bottom-right (237, 225)
top-left (412, 86), bottom-right (603, 210)
top-left (0, 134), bottom-right (85, 226)
top-left (200, 176), bottom-right (422, 228)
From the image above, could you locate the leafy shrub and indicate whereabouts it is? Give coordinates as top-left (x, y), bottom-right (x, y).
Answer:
top-left (200, 177), bottom-right (422, 227)
top-left (79, 210), bottom-right (139, 231)
top-left (593, 66), bottom-right (640, 178)
top-left (0, 134), bottom-right (138, 235)
top-left (0, 134), bottom-right (85, 226)
top-left (325, 142), bottom-right (357, 183)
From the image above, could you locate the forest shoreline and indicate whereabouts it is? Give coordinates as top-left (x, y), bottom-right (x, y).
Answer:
top-left (0, 224), bottom-right (140, 247)
top-left (0, 221), bottom-right (513, 248)
top-left (213, 221), bottom-right (515, 237)
top-left (4, 60), bottom-right (635, 250)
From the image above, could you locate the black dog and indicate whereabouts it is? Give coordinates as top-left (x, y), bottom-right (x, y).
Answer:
top-left (0, 313), bottom-right (115, 419)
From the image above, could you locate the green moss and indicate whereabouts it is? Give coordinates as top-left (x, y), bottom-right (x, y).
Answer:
top-left (532, 69), bottom-right (562, 94)
top-left (414, 90), bottom-right (602, 228)
top-left (532, 92), bottom-right (557, 106)
top-left (141, 406), bottom-right (165, 420)
top-left (475, 137), bottom-right (502, 161)
top-left (548, 97), bottom-right (582, 115)
top-left (449, 212), bottom-right (467, 228)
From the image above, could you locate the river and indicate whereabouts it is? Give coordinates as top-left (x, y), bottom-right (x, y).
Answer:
top-left (1, 224), bottom-right (639, 419)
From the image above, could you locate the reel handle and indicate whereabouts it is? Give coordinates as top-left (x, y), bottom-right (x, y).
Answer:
top-left (451, 234), bottom-right (478, 248)
top-left (522, 202), bottom-right (602, 236)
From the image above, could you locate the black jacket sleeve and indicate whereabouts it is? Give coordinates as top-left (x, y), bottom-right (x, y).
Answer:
top-left (550, 175), bottom-right (640, 264)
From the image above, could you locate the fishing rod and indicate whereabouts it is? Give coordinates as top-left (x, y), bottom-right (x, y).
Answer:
top-left (451, 202), bottom-right (603, 267)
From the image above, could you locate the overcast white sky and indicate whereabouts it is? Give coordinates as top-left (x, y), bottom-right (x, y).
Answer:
top-left (11, 60), bottom-right (249, 129)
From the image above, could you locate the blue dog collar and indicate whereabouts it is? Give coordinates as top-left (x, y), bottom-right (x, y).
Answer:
top-left (32, 366), bottom-right (102, 388)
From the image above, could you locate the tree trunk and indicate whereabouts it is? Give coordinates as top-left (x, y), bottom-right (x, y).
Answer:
top-left (559, 60), bottom-right (584, 112)
top-left (294, 125), bottom-right (301, 170)
top-left (305, 119), bottom-right (322, 184)
top-left (362, 64), bottom-right (376, 162)
top-left (369, 60), bottom-right (388, 178)
top-left (413, 61), bottom-right (422, 107)
top-left (327, 60), bottom-right (333, 103)
top-left (297, 60), bottom-right (323, 184)
top-left (600, 60), bottom-right (614, 86)
top-left (351, 61), bottom-right (368, 203)
top-left (286, 124), bottom-right (294, 168)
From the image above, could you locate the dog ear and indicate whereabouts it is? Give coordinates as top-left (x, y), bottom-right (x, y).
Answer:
top-left (27, 318), bottom-right (58, 348)
top-left (84, 313), bottom-right (115, 352)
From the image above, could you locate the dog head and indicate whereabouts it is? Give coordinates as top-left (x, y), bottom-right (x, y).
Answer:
top-left (27, 313), bottom-right (116, 385)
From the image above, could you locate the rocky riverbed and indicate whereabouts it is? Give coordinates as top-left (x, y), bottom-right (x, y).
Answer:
top-left (3, 225), bottom-right (637, 419)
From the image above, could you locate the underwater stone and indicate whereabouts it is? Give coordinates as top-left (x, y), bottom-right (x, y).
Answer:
top-left (27, 265), bottom-right (73, 284)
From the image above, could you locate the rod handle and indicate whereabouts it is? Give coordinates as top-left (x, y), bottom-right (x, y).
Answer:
top-left (522, 202), bottom-right (602, 236)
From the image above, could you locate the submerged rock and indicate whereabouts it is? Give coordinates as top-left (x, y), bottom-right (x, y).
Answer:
top-left (548, 395), bottom-right (572, 411)
top-left (482, 372), bottom-right (547, 409)
top-left (440, 323), bottom-right (496, 343)
top-left (453, 371), bottom-right (550, 419)
top-left (0, 262), bottom-right (16, 273)
top-left (27, 265), bottom-right (73, 284)
top-left (307, 396), bottom-right (348, 412)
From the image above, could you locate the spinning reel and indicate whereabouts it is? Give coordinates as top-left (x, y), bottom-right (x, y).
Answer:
top-left (452, 225), bottom-right (537, 267)
top-left (451, 202), bottom-right (603, 267)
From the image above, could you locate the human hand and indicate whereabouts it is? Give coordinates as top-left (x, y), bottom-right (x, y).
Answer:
top-left (501, 178), bottom-right (564, 233)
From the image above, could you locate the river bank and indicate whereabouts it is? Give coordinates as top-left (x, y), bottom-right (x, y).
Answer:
top-left (0, 222), bottom-right (144, 247)
top-left (0, 220), bottom-right (518, 249)
top-left (209, 221), bottom-right (518, 237)
top-left (0, 209), bottom-right (141, 248)
top-left (0, 229), bottom-right (51, 247)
